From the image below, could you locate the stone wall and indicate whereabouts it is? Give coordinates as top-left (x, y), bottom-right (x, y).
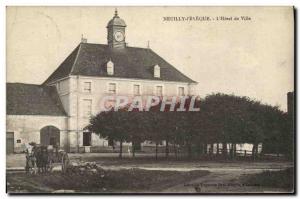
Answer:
top-left (6, 115), bottom-right (68, 153)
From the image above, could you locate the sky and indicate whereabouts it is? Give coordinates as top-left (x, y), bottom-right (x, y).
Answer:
top-left (6, 6), bottom-right (294, 111)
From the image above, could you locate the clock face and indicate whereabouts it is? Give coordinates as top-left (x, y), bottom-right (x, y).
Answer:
top-left (114, 31), bottom-right (124, 42)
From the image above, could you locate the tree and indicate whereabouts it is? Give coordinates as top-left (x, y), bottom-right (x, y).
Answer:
top-left (126, 111), bottom-right (148, 157)
top-left (87, 109), bottom-right (129, 158)
top-left (87, 93), bottom-right (290, 161)
top-left (145, 111), bottom-right (164, 159)
top-left (199, 93), bottom-right (289, 159)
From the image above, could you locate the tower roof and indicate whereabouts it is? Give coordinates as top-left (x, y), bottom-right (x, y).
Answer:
top-left (107, 9), bottom-right (126, 27)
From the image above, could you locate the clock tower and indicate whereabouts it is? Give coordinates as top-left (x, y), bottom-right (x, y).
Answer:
top-left (107, 9), bottom-right (126, 49)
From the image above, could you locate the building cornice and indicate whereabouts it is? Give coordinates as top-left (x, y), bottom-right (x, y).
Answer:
top-left (69, 75), bottom-right (198, 85)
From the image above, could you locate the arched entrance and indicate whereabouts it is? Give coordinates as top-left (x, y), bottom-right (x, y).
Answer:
top-left (40, 126), bottom-right (60, 146)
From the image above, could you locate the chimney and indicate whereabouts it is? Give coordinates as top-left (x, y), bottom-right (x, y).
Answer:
top-left (147, 40), bottom-right (150, 49)
top-left (81, 34), bottom-right (87, 43)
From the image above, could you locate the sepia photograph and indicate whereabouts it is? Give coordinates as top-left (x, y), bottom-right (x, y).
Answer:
top-left (6, 6), bottom-right (294, 194)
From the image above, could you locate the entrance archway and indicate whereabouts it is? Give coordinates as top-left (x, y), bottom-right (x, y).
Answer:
top-left (40, 126), bottom-right (60, 146)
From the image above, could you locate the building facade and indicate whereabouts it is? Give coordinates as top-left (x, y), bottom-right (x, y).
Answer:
top-left (6, 10), bottom-right (197, 153)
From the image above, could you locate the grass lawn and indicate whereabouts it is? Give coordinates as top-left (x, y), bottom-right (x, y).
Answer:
top-left (7, 169), bottom-right (210, 193)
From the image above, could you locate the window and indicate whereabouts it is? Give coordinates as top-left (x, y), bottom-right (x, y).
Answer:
top-left (154, 64), bottom-right (160, 78)
top-left (83, 132), bottom-right (92, 146)
top-left (108, 83), bottom-right (117, 94)
top-left (133, 84), bottom-right (140, 95)
top-left (156, 86), bottom-right (163, 96)
top-left (84, 82), bottom-right (91, 93)
top-left (107, 60), bottom-right (114, 75)
top-left (178, 87), bottom-right (185, 96)
top-left (83, 99), bottom-right (92, 117)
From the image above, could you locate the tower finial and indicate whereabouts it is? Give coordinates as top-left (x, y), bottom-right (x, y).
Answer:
top-left (147, 40), bottom-right (150, 48)
top-left (114, 8), bottom-right (118, 17)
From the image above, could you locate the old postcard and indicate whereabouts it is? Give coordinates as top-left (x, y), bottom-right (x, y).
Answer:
top-left (6, 6), bottom-right (294, 194)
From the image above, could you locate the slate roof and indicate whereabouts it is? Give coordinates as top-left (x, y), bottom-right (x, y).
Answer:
top-left (44, 43), bottom-right (196, 85)
top-left (7, 83), bottom-right (67, 116)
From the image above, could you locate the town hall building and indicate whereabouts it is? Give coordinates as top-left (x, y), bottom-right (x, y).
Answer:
top-left (6, 10), bottom-right (197, 153)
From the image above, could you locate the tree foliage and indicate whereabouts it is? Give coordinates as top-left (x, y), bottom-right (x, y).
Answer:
top-left (87, 93), bottom-right (292, 159)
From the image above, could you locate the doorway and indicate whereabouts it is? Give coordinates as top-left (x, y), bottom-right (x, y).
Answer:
top-left (83, 132), bottom-right (92, 146)
top-left (40, 126), bottom-right (60, 146)
top-left (6, 132), bottom-right (14, 154)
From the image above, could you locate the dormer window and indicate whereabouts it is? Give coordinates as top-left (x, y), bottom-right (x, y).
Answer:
top-left (154, 64), bottom-right (160, 78)
top-left (107, 60), bottom-right (114, 75)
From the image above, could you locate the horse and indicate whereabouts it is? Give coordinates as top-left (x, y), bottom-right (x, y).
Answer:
top-left (25, 144), bottom-right (38, 174)
top-left (25, 144), bottom-right (50, 174)
top-left (40, 146), bottom-right (49, 173)
top-left (34, 146), bottom-right (50, 173)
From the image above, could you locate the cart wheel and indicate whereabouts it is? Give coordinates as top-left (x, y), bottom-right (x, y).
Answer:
top-left (62, 153), bottom-right (69, 173)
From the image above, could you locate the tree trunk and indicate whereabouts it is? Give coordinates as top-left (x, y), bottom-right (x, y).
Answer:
top-left (232, 143), bottom-right (236, 159)
top-left (216, 143), bottom-right (220, 155)
top-left (255, 143), bottom-right (259, 158)
top-left (204, 143), bottom-right (208, 154)
top-left (229, 144), bottom-right (233, 159)
top-left (252, 143), bottom-right (256, 161)
top-left (210, 143), bottom-right (214, 155)
top-left (260, 144), bottom-right (264, 159)
top-left (132, 142), bottom-right (135, 158)
top-left (155, 142), bottom-right (158, 160)
top-left (174, 142), bottom-right (178, 160)
top-left (234, 143), bottom-right (237, 156)
top-left (119, 140), bottom-right (123, 159)
top-left (165, 138), bottom-right (169, 158)
top-left (222, 142), bottom-right (227, 157)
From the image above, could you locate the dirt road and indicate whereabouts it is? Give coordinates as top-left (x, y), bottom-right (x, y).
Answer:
top-left (162, 169), bottom-right (289, 193)
top-left (7, 153), bottom-right (293, 193)
top-left (97, 163), bottom-right (292, 193)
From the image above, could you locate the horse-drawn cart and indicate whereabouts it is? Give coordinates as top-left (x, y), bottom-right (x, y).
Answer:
top-left (25, 144), bottom-right (70, 174)
top-left (47, 148), bottom-right (70, 173)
